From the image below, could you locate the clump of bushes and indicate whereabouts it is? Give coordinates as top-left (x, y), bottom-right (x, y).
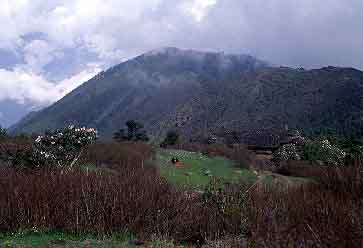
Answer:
top-left (2, 126), bottom-right (363, 246)
top-left (113, 120), bottom-right (149, 142)
top-left (274, 131), bottom-right (347, 166)
top-left (0, 125), bottom-right (98, 169)
top-left (160, 130), bottom-right (180, 148)
top-left (302, 139), bottom-right (346, 165)
top-left (0, 136), bottom-right (35, 168)
top-left (246, 181), bottom-right (363, 247)
top-left (33, 125), bottom-right (98, 168)
top-left (0, 126), bottom-right (7, 140)
top-left (81, 141), bottom-right (155, 167)
top-left (0, 138), bottom-right (241, 244)
top-left (274, 143), bottom-right (301, 161)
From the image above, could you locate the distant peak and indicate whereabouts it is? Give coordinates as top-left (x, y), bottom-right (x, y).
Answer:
top-left (144, 47), bottom-right (250, 60)
top-left (144, 47), bottom-right (265, 61)
top-left (145, 47), bottom-right (181, 56)
top-left (137, 47), bottom-right (271, 71)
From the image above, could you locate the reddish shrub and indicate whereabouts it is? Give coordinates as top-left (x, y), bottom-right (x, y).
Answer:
top-left (0, 136), bottom-right (35, 168)
top-left (0, 142), bottom-right (234, 244)
top-left (245, 182), bottom-right (363, 247)
top-left (81, 142), bottom-right (155, 167)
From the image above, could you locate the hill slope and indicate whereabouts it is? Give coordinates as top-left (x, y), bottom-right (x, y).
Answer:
top-left (11, 48), bottom-right (363, 143)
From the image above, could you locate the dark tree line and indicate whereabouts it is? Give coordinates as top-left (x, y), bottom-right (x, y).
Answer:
top-left (113, 120), bottom-right (149, 142)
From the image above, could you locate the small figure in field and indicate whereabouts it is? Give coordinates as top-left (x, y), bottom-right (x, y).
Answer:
top-left (171, 157), bottom-right (179, 164)
top-left (171, 157), bottom-right (183, 168)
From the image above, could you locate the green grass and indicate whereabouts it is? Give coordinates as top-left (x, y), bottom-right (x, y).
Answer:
top-left (0, 230), bottom-right (137, 248)
top-left (155, 149), bottom-right (258, 190)
top-left (0, 230), bottom-right (190, 248)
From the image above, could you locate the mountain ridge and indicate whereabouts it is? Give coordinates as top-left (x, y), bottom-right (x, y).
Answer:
top-left (10, 48), bottom-right (363, 144)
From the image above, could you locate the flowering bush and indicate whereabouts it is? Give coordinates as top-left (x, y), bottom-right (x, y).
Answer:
top-left (33, 125), bottom-right (98, 168)
top-left (303, 139), bottom-right (346, 166)
top-left (275, 143), bottom-right (302, 161)
top-left (289, 130), bottom-right (306, 146)
top-left (273, 130), bottom-right (306, 162)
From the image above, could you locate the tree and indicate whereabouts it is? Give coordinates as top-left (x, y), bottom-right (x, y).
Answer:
top-left (113, 120), bottom-right (149, 142)
top-left (33, 125), bottom-right (98, 169)
top-left (126, 120), bottom-right (144, 141)
top-left (338, 136), bottom-right (363, 155)
top-left (0, 126), bottom-right (7, 140)
top-left (135, 130), bottom-right (149, 142)
top-left (113, 128), bottom-right (127, 142)
top-left (160, 130), bottom-right (179, 148)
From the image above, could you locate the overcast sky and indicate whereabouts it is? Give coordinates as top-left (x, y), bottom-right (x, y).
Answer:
top-left (0, 0), bottom-right (362, 126)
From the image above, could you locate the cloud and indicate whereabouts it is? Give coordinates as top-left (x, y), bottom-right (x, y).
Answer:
top-left (0, 0), bottom-right (363, 111)
top-left (22, 39), bottom-right (63, 74)
top-left (0, 64), bottom-right (101, 108)
top-left (182, 0), bottom-right (217, 22)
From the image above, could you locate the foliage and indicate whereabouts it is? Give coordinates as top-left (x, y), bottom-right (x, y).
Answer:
top-left (33, 125), bottom-right (98, 168)
top-left (1, 140), bottom-right (363, 246)
top-left (337, 136), bottom-right (363, 155)
top-left (246, 180), bottom-right (362, 247)
top-left (0, 136), bottom-right (35, 168)
top-left (0, 143), bottom-right (234, 244)
top-left (275, 143), bottom-right (301, 161)
top-left (160, 130), bottom-right (180, 148)
top-left (274, 131), bottom-right (347, 166)
top-left (203, 178), bottom-right (227, 212)
top-left (0, 126), bottom-right (7, 140)
top-left (113, 128), bottom-right (126, 142)
top-left (302, 139), bottom-right (346, 165)
top-left (113, 120), bottom-right (149, 142)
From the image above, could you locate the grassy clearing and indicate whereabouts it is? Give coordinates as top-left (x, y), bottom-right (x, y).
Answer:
top-left (0, 231), bottom-right (137, 248)
top-left (155, 149), bottom-right (258, 190)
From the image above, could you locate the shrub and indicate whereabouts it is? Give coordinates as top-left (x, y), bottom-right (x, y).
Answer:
top-left (113, 120), bottom-right (149, 142)
top-left (203, 178), bottom-right (228, 213)
top-left (274, 133), bottom-right (347, 166)
top-left (338, 137), bottom-right (363, 156)
top-left (0, 126), bottom-right (7, 140)
top-left (81, 142), bottom-right (155, 167)
top-left (0, 144), bottom-right (237, 244)
top-left (274, 143), bottom-right (301, 161)
top-left (302, 139), bottom-right (346, 165)
top-left (160, 130), bottom-right (180, 148)
top-left (246, 182), bottom-right (363, 247)
top-left (33, 125), bottom-right (98, 168)
top-left (0, 136), bottom-right (35, 168)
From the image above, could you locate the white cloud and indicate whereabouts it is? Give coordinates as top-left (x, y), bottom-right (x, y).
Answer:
top-left (183, 0), bottom-right (217, 22)
top-left (22, 39), bottom-right (61, 74)
top-left (0, 0), bottom-right (362, 112)
top-left (0, 64), bottom-right (101, 108)
top-left (54, 63), bottom-right (102, 98)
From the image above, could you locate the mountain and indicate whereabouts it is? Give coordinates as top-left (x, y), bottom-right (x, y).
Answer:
top-left (11, 47), bottom-right (363, 144)
top-left (0, 100), bottom-right (33, 128)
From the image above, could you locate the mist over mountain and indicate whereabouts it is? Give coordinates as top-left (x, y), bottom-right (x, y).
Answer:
top-left (11, 48), bottom-right (363, 143)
